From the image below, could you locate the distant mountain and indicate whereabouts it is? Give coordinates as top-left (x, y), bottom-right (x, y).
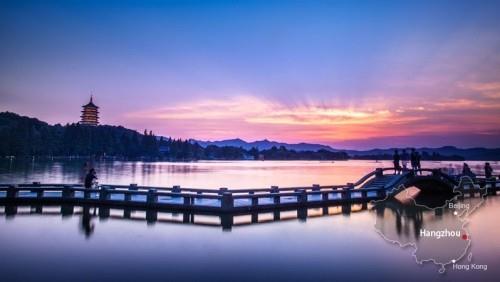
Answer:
top-left (192, 139), bottom-right (500, 161)
top-left (192, 138), bottom-right (339, 152)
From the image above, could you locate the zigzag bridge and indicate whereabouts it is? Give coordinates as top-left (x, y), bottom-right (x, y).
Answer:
top-left (1, 168), bottom-right (498, 214)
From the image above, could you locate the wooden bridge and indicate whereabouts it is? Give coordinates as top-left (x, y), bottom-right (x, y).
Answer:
top-left (0, 168), bottom-right (498, 214)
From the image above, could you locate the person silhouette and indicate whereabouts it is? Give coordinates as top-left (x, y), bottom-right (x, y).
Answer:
top-left (485, 162), bottom-right (493, 179)
top-left (410, 148), bottom-right (417, 172)
top-left (84, 168), bottom-right (97, 189)
top-left (415, 151), bottom-right (422, 175)
top-left (462, 163), bottom-right (476, 180)
top-left (393, 150), bottom-right (401, 174)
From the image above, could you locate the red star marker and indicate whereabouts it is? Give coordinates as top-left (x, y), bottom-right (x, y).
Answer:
top-left (462, 234), bottom-right (469, 240)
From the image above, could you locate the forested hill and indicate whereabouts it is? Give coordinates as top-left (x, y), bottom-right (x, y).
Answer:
top-left (0, 112), bottom-right (349, 160)
top-left (0, 112), bottom-right (159, 157)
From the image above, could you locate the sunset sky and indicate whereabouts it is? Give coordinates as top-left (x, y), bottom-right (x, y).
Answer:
top-left (1, 0), bottom-right (500, 149)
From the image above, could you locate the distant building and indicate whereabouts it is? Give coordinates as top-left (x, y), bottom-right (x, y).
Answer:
top-left (80, 96), bottom-right (99, 126)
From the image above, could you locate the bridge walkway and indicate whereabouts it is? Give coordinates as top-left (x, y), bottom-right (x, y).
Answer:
top-left (0, 168), bottom-right (498, 213)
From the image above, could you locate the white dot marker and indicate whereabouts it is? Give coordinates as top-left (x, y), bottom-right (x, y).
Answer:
top-left (452, 260), bottom-right (456, 264)
top-left (454, 211), bottom-right (458, 216)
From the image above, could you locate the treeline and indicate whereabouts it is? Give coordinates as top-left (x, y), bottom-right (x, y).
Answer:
top-left (0, 112), bottom-right (349, 160)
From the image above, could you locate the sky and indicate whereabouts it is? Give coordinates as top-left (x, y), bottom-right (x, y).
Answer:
top-left (1, 0), bottom-right (500, 149)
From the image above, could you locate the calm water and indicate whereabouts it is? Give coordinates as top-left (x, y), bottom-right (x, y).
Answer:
top-left (1, 160), bottom-right (499, 281)
top-left (0, 159), bottom-right (496, 188)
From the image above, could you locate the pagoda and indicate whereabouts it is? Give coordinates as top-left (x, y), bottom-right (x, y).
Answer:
top-left (80, 96), bottom-right (99, 126)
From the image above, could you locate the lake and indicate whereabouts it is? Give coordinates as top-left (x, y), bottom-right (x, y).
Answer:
top-left (0, 159), bottom-right (499, 281)
top-left (0, 159), bottom-right (496, 188)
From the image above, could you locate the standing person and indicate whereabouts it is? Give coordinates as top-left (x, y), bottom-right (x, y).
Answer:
top-left (485, 162), bottom-right (493, 179)
top-left (462, 163), bottom-right (476, 180)
top-left (393, 150), bottom-right (401, 174)
top-left (84, 168), bottom-right (97, 189)
top-left (401, 149), bottom-right (409, 171)
top-left (410, 148), bottom-right (417, 172)
top-left (415, 151), bottom-right (422, 175)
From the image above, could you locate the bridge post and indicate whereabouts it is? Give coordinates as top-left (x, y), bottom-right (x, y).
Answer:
top-left (312, 184), bottom-right (320, 191)
top-left (273, 194), bottom-right (280, 204)
top-left (375, 168), bottom-right (383, 177)
top-left (322, 206), bottom-right (329, 215)
top-left (271, 186), bottom-right (280, 204)
top-left (83, 189), bottom-right (91, 200)
top-left (218, 187), bottom-right (228, 195)
top-left (62, 185), bottom-right (74, 200)
top-left (172, 185), bottom-right (181, 193)
top-left (36, 188), bottom-right (44, 199)
top-left (321, 191), bottom-right (329, 201)
top-left (297, 189), bottom-right (307, 205)
top-left (183, 195), bottom-right (192, 206)
top-left (249, 191), bottom-right (258, 207)
top-left (123, 208), bottom-right (131, 219)
top-left (126, 184), bottom-right (138, 202)
top-left (33, 204), bottom-right (42, 213)
top-left (342, 187), bottom-right (352, 202)
top-left (183, 212), bottom-right (191, 224)
top-left (7, 185), bottom-right (17, 200)
top-left (297, 207), bottom-right (307, 222)
top-left (61, 204), bottom-right (74, 216)
top-left (361, 190), bottom-right (368, 199)
top-left (251, 212), bottom-right (258, 223)
top-left (221, 192), bottom-right (234, 211)
top-left (99, 207), bottom-right (110, 220)
top-left (196, 191), bottom-right (203, 205)
top-left (99, 186), bottom-right (109, 201)
top-left (273, 210), bottom-right (280, 221)
top-left (146, 209), bottom-right (157, 225)
top-left (147, 189), bottom-right (157, 205)
top-left (5, 205), bottom-right (17, 216)
top-left (220, 214), bottom-right (234, 231)
top-left (342, 203), bottom-right (351, 215)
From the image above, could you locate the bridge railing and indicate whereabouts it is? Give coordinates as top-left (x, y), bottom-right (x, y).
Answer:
top-left (1, 167), bottom-right (498, 212)
top-left (0, 183), bottom-right (388, 212)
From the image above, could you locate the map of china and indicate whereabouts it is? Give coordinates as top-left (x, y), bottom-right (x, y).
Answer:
top-left (373, 184), bottom-right (488, 273)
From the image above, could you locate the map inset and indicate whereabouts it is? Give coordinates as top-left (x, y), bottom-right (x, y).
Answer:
top-left (373, 180), bottom-right (488, 273)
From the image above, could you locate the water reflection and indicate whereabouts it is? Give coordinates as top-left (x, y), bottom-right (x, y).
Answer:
top-left (1, 159), bottom-right (497, 189)
top-left (1, 196), bottom-right (500, 281)
top-left (81, 206), bottom-right (96, 238)
top-left (374, 188), bottom-right (487, 240)
top-left (374, 198), bottom-right (425, 239)
top-left (0, 202), bottom-right (372, 234)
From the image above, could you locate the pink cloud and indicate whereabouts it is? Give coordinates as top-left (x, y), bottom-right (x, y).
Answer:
top-left (123, 87), bottom-right (500, 148)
